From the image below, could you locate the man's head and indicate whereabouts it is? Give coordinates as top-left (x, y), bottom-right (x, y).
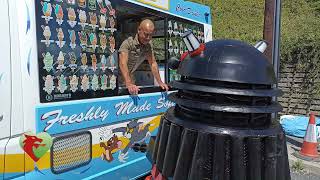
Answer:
top-left (137, 19), bottom-right (155, 45)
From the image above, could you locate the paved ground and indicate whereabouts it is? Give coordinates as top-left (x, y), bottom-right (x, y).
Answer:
top-left (287, 135), bottom-right (320, 180)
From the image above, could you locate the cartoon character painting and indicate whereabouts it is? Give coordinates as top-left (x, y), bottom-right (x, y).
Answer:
top-left (99, 134), bottom-right (122, 162)
top-left (112, 119), bottom-right (152, 162)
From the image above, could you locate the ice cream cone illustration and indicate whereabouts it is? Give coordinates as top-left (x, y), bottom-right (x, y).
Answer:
top-left (174, 40), bottom-right (179, 55)
top-left (68, 52), bottom-right (77, 71)
top-left (57, 75), bottom-right (67, 93)
top-left (89, 32), bottom-right (98, 50)
top-left (173, 22), bottom-right (179, 36)
top-left (80, 53), bottom-right (88, 70)
top-left (41, 2), bottom-right (53, 24)
top-left (179, 41), bottom-right (184, 55)
top-left (179, 24), bottom-right (184, 36)
top-left (110, 74), bottom-right (116, 90)
top-left (67, 7), bottom-right (77, 28)
top-left (100, 55), bottom-right (107, 71)
top-left (42, 52), bottom-right (54, 72)
top-left (78, 31), bottom-right (88, 49)
top-left (168, 39), bottom-right (173, 55)
top-left (109, 17), bottom-right (116, 33)
top-left (108, 54), bottom-right (116, 71)
top-left (57, 51), bottom-right (66, 71)
top-left (109, 36), bottom-right (115, 53)
top-left (78, 0), bottom-right (86, 8)
top-left (91, 54), bottom-right (97, 72)
top-left (69, 30), bottom-right (76, 49)
top-left (53, 4), bottom-right (64, 25)
top-left (43, 75), bottom-right (55, 94)
top-left (56, 28), bottom-right (65, 48)
top-left (41, 25), bottom-right (52, 47)
top-left (100, 74), bottom-right (108, 90)
top-left (105, 0), bottom-right (116, 18)
top-left (168, 21), bottom-right (173, 36)
top-left (78, 9), bottom-right (87, 29)
top-left (88, 0), bottom-right (96, 10)
top-left (69, 75), bottom-right (79, 92)
top-left (97, 0), bottom-right (107, 14)
top-left (89, 12), bottom-right (97, 29)
top-left (99, 33), bottom-right (107, 52)
top-left (99, 15), bottom-right (107, 30)
top-left (91, 74), bottom-right (100, 91)
top-left (81, 75), bottom-right (90, 92)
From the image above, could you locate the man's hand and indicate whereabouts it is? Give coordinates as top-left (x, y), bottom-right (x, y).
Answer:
top-left (158, 82), bottom-right (169, 92)
top-left (126, 83), bottom-right (140, 95)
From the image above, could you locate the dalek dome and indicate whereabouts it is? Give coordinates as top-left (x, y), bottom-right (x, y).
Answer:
top-left (177, 39), bottom-right (277, 85)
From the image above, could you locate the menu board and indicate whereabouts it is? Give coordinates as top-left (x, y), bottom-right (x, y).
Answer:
top-left (167, 19), bottom-right (204, 82)
top-left (36, 0), bottom-right (118, 103)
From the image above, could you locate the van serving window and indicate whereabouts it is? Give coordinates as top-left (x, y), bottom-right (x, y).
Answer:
top-left (35, 0), bottom-right (206, 102)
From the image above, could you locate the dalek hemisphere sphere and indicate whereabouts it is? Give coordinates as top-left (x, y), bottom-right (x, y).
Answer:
top-left (148, 31), bottom-right (291, 180)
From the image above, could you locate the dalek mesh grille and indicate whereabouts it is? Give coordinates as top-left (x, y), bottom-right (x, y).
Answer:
top-left (51, 132), bottom-right (92, 174)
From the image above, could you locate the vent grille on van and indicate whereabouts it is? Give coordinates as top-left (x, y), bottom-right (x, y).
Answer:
top-left (51, 132), bottom-right (92, 174)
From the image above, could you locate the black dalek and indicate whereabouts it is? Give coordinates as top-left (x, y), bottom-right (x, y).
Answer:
top-left (146, 31), bottom-right (291, 180)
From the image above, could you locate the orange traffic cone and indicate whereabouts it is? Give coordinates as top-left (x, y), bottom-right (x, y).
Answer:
top-left (299, 112), bottom-right (319, 158)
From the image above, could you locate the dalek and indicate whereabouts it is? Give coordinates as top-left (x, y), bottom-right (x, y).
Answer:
top-left (146, 31), bottom-right (291, 180)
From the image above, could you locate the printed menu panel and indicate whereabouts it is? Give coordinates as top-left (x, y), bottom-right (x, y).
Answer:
top-left (167, 19), bottom-right (204, 82)
top-left (36, 0), bottom-right (118, 103)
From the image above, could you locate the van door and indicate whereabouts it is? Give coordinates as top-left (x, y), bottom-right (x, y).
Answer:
top-left (0, 0), bottom-right (12, 177)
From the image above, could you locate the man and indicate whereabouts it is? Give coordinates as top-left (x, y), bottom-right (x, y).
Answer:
top-left (119, 19), bottom-right (169, 95)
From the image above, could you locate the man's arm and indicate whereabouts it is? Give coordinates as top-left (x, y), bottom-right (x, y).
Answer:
top-left (147, 53), bottom-right (169, 91)
top-left (119, 52), bottom-right (140, 94)
top-left (119, 51), bottom-right (132, 85)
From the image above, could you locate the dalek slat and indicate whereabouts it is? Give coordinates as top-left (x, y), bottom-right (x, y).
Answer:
top-left (156, 119), bottom-right (171, 171)
top-left (173, 128), bottom-right (197, 180)
top-left (162, 123), bottom-right (183, 177)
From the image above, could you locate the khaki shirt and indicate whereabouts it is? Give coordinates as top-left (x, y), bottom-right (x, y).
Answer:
top-left (118, 34), bottom-right (153, 85)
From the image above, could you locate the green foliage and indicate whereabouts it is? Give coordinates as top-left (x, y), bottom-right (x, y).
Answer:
top-left (190, 0), bottom-right (320, 96)
top-left (291, 160), bottom-right (304, 172)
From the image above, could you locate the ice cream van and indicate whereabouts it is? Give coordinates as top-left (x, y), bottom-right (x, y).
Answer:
top-left (0, 0), bottom-right (212, 179)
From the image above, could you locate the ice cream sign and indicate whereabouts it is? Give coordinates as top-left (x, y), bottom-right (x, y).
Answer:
top-left (137, 0), bottom-right (169, 10)
top-left (36, 92), bottom-right (175, 135)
